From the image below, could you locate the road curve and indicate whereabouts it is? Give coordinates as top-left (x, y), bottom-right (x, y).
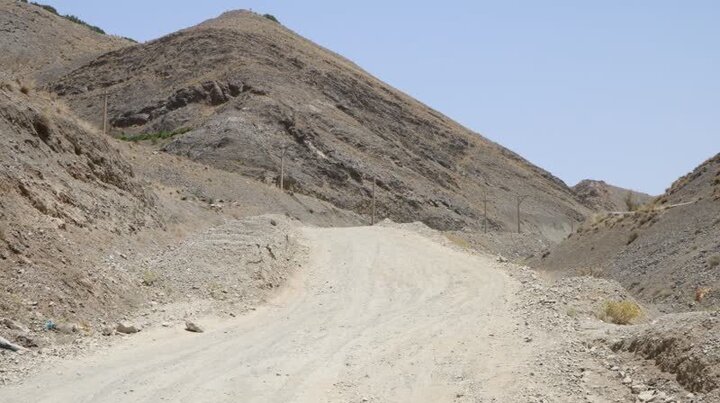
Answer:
top-left (0, 225), bottom-right (536, 402)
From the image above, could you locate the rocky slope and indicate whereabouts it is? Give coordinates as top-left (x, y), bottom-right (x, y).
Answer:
top-left (536, 153), bottom-right (720, 312)
top-left (573, 179), bottom-right (654, 212)
top-left (49, 10), bottom-right (590, 239)
top-left (0, 0), bottom-right (131, 83)
top-left (0, 80), bottom-right (159, 330)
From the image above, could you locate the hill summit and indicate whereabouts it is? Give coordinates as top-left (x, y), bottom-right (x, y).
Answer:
top-left (50, 10), bottom-right (589, 238)
top-left (0, 0), bottom-right (130, 83)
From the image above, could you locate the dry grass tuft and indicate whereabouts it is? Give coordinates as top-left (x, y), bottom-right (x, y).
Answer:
top-left (445, 233), bottom-right (471, 249)
top-left (696, 287), bottom-right (712, 303)
top-left (141, 270), bottom-right (159, 286)
top-left (599, 300), bottom-right (642, 325)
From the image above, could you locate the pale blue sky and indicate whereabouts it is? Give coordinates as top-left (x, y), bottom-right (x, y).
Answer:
top-left (44, 1), bottom-right (719, 194)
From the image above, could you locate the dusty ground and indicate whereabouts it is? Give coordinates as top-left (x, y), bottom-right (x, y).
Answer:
top-left (0, 222), bottom-right (704, 403)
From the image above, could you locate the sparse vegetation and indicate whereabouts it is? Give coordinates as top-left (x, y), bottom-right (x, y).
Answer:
top-left (445, 233), bottom-right (471, 249)
top-left (24, 1), bottom-right (106, 34)
top-left (263, 14), bottom-right (280, 23)
top-left (709, 254), bottom-right (720, 268)
top-left (624, 191), bottom-right (639, 211)
top-left (599, 300), bottom-right (642, 325)
top-left (63, 14), bottom-right (105, 34)
top-left (696, 287), bottom-right (712, 303)
top-left (120, 127), bottom-right (192, 142)
top-left (141, 270), bottom-right (159, 286)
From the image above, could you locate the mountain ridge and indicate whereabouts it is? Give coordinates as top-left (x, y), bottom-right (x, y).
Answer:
top-left (48, 9), bottom-right (590, 238)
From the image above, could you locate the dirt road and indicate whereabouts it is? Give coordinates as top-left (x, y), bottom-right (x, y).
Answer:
top-left (1, 225), bottom-right (543, 402)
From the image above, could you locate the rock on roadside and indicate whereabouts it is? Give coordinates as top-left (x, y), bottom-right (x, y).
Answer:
top-left (0, 335), bottom-right (25, 352)
top-left (115, 323), bottom-right (141, 334)
top-left (185, 322), bottom-right (204, 333)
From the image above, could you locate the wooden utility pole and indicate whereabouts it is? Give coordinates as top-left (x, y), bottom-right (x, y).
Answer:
top-left (279, 145), bottom-right (287, 191)
top-left (102, 91), bottom-right (108, 135)
top-left (371, 176), bottom-right (377, 226)
top-left (516, 195), bottom-right (529, 234)
top-left (483, 194), bottom-right (489, 234)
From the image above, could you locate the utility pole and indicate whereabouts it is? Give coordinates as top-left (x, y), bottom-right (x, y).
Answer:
top-left (279, 145), bottom-right (287, 191)
top-left (371, 176), bottom-right (377, 226)
top-left (102, 91), bottom-right (108, 136)
top-left (483, 194), bottom-right (489, 234)
top-left (516, 195), bottom-right (529, 234)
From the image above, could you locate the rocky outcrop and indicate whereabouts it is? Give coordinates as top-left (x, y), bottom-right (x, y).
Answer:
top-left (49, 10), bottom-right (590, 238)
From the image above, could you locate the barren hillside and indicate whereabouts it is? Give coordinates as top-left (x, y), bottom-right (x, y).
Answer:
top-left (0, 0), bottom-right (131, 83)
top-left (49, 10), bottom-right (590, 239)
top-left (537, 153), bottom-right (720, 312)
top-left (573, 179), bottom-right (654, 212)
top-left (0, 81), bottom-right (159, 327)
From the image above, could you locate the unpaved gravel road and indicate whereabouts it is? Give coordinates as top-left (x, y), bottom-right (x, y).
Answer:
top-left (1, 225), bottom-right (548, 402)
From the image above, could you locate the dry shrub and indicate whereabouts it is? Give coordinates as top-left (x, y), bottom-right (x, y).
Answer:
top-left (141, 270), bottom-right (159, 286)
top-left (696, 287), bottom-right (712, 303)
top-left (709, 255), bottom-right (720, 269)
top-left (599, 300), bottom-right (642, 325)
top-left (445, 233), bottom-right (471, 249)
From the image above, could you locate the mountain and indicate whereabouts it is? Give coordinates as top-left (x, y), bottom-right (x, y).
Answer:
top-left (572, 179), bottom-right (654, 212)
top-left (48, 10), bottom-right (590, 239)
top-left (0, 0), bottom-right (131, 83)
top-left (537, 153), bottom-right (720, 312)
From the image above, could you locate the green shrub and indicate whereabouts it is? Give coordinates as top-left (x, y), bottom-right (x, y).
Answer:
top-left (120, 127), bottom-right (191, 142)
top-left (709, 255), bottom-right (720, 268)
top-left (32, 2), bottom-right (58, 15)
top-left (29, 2), bottom-right (106, 34)
top-left (599, 300), bottom-right (642, 325)
top-left (263, 14), bottom-right (280, 23)
top-left (64, 14), bottom-right (105, 34)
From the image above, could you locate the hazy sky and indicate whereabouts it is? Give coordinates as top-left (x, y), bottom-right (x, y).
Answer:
top-left (44, 1), bottom-right (719, 195)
